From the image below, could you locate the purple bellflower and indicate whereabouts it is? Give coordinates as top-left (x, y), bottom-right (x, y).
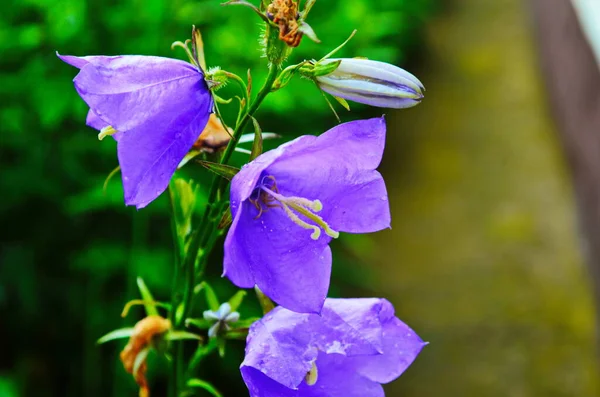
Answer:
top-left (241, 298), bottom-right (425, 397)
top-left (223, 117), bottom-right (390, 313)
top-left (58, 53), bottom-right (213, 208)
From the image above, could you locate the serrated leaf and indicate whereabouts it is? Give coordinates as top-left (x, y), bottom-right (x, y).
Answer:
top-left (194, 282), bottom-right (220, 311)
top-left (249, 116), bottom-right (263, 160)
top-left (166, 330), bottom-right (203, 341)
top-left (187, 379), bottom-right (223, 397)
top-left (137, 278), bottom-right (159, 316)
top-left (227, 290), bottom-right (247, 312)
top-left (196, 160), bottom-right (240, 181)
top-left (96, 327), bottom-right (135, 344)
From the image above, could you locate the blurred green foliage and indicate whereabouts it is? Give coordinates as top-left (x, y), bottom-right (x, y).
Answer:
top-left (0, 0), bottom-right (435, 396)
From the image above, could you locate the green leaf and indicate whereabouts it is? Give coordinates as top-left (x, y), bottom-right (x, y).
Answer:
top-left (187, 379), bottom-right (223, 397)
top-left (96, 327), bottom-right (135, 344)
top-left (185, 318), bottom-right (213, 329)
top-left (230, 317), bottom-right (261, 330)
top-left (217, 337), bottom-right (226, 358)
top-left (224, 330), bottom-right (249, 340)
top-left (249, 116), bottom-right (263, 161)
top-left (217, 207), bottom-right (233, 230)
top-left (196, 160), bottom-right (240, 181)
top-left (188, 339), bottom-right (218, 370)
top-left (166, 330), bottom-right (203, 341)
top-left (194, 282), bottom-right (220, 311)
top-left (137, 277), bottom-right (159, 316)
top-left (227, 290), bottom-right (247, 312)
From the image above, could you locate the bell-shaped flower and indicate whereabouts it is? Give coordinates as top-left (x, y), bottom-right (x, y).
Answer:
top-left (315, 58), bottom-right (424, 109)
top-left (241, 298), bottom-right (425, 397)
top-left (58, 53), bottom-right (213, 208)
top-left (223, 117), bottom-right (390, 313)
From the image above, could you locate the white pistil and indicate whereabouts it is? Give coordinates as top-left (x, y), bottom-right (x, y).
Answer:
top-left (98, 126), bottom-right (118, 141)
top-left (261, 187), bottom-right (339, 240)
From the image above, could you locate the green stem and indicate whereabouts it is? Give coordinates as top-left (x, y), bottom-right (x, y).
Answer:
top-left (170, 63), bottom-right (279, 394)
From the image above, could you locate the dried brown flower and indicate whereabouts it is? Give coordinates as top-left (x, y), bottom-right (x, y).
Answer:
top-left (120, 316), bottom-right (171, 397)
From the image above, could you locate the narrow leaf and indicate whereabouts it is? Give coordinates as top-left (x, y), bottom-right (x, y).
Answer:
top-left (195, 282), bottom-right (220, 311)
top-left (230, 317), bottom-right (261, 330)
top-left (187, 379), bottom-right (223, 397)
top-left (217, 207), bottom-right (233, 230)
top-left (247, 69), bottom-right (252, 98)
top-left (227, 290), bottom-right (247, 312)
top-left (249, 116), bottom-right (263, 160)
top-left (221, 0), bottom-right (270, 23)
top-left (196, 160), bottom-right (240, 181)
top-left (333, 95), bottom-right (351, 111)
top-left (166, 330), bottom-right (203, 341)
top-left (186, 318), bottom-right (213, 329)
top-left (137, 278), bottom-right (159, 316)
top-left (133, 347), bottom-right (150, 377)
top-left (224, 330), bottom-right (250, 340)
top-left (192, 25), bottom-right (207, 71)
top-left (217, 338), bottom-right (226, 358)
top-left (96, 327), bottom-right (135, 344)
top-left (238, 132), bottom-right (280, 144)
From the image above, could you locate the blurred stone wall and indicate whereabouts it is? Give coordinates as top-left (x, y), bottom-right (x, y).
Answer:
top-left (356, 0), bottom-right (600, 395)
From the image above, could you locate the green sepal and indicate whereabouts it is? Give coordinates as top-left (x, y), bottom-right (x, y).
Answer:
top-left (272, 61), bottom-right (308, 92)
top-left (137, 277), bottom-right (159, 316)
top-left (255, 286), bottom-right (275, 314)
top-left (249, 116), bottom-right (263, 161)
top-left (194, 281), bottom-right (220, 311)
top-left (187, 379), bottom-right (223, 397)
top-left (298, 21), bottom-right (320, 43)
top-left (311, 59), bottom-right (341, 77)
top-left (227, 290), bottom-right (247, 312)
top-left (96, 327), bottom-right (135, 344)
top-left (333, 95), bottom-right (350, 111)
top-left (217, 207), bottom-right (232, 230)
top-left (196, 160), bottom-right (240, 181)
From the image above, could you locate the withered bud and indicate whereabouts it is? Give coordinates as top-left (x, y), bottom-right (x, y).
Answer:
top-left (120, 316), bottom-right (171, 397)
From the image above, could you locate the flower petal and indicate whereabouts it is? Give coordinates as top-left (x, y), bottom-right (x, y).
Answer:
top-left (241, 307), bottom-right (317, 389)
top-left (86, 109), bottom-right (110, 131)
top-left (315, 298), bottom-right (387, 356)
top-left (297, 352), bottom-right (384, 397)
top-left (71, 55), bottom-right (206, 132)
top-left (346, 300), bottom-right (426, 384)
top-left (223, 200), bottom-right (331, 313)
top-left (266, 117), bottom-right (390, 232)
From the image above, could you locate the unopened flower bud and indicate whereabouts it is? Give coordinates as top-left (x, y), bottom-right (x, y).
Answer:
top-left (314, 58), bottom-right (425, 109)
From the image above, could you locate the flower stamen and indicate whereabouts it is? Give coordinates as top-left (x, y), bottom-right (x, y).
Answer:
top-left (259, 184), bottom-right (339, 241)
top-left (98, 125), bottom-right (118, 141)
